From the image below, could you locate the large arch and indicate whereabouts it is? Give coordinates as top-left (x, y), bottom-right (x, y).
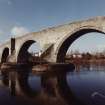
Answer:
top-left (56, 28), bottom-right (105, 62)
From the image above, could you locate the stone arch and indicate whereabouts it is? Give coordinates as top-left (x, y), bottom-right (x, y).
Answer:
top-left (1, 47), bottom-right (9, 86)
top-left (1, 47), bottom-right (9, 63)
top-left (17, 40), bottom-right (40, 63)
top-left (56, 27), bottom-right (105, 62)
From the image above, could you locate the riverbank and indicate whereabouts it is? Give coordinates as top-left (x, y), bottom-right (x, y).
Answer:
top-left (67, 59), bottom-right (105, 65)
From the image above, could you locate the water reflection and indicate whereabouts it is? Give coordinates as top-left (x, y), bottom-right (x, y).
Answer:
top-left (67, 63), bottom-right (105, 105)
top-left (16, 67), bottom-right (79, 105)
top-left (0, 63), bottom-right (105, 105)
top-left (0, 65), bottom-right (79, 105)
top-left (1, 70), bottom-right (9, 86)
top-left (74, 62), bottom-right (105, 72)
top-left (28, 73), bottom-right (41, 92)
top-left (57, 72), bottom-right (84, 105)
top-left (17, 68), bottom-right (39, 97)
top-left (9, 71), bottom-right (16, 96)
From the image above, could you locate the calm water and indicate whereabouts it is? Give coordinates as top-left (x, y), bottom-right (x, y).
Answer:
top-left (67, 70), bottom-right (105, 105)
top-left (0, 64), bottom-right (105, 105)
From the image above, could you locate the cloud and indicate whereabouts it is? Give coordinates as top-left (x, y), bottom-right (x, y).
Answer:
top-left (11, 26), bottom-right (29, 37)
top-left (7, 0), bottom-right (12, 5)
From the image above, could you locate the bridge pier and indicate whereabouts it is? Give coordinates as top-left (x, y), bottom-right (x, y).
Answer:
top-left (7, 38), bottom-right (16, 63)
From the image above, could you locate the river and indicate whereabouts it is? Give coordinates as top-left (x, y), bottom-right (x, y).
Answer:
top-left (0, 64), bottom-right (105, 105)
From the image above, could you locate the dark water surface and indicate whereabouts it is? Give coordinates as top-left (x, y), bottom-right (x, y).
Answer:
top-left (67, 70), bottom-right (105, 105)
top-left (0, 64), bottom-right (105, 105)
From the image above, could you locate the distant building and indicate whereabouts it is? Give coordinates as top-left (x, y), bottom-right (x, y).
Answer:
top-left (72, 54), bottom-right (82, 58)
top-left (31, 50), bottom-right (42, 57)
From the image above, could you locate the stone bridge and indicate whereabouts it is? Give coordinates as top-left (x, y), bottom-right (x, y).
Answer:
top-left (1, 16), bottom-right (105, 64)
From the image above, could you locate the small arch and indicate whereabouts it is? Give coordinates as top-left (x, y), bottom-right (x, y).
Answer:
top-left (56, 28), bottom-right (105, 62)
top-left (1, 47), bottom-right (9, 86)
top-left (1, 47), bottom-right (9, 63)
top-left (17, 40), bottom-right (41, 63)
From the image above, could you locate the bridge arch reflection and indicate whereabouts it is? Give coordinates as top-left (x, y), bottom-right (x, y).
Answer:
top-left (14, 67), bottom-right (84, 105)
top-left (17, 68), bottom-right (40, 97)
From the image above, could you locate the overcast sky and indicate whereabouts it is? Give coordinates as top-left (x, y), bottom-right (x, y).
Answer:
top-left (0, 0), bottom-right (105, 52)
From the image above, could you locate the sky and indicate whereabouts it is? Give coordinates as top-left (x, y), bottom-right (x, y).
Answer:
top-left (1, 0), bottom-right (105, 52)
top-left (68, 33), bottom-right (105, 53)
